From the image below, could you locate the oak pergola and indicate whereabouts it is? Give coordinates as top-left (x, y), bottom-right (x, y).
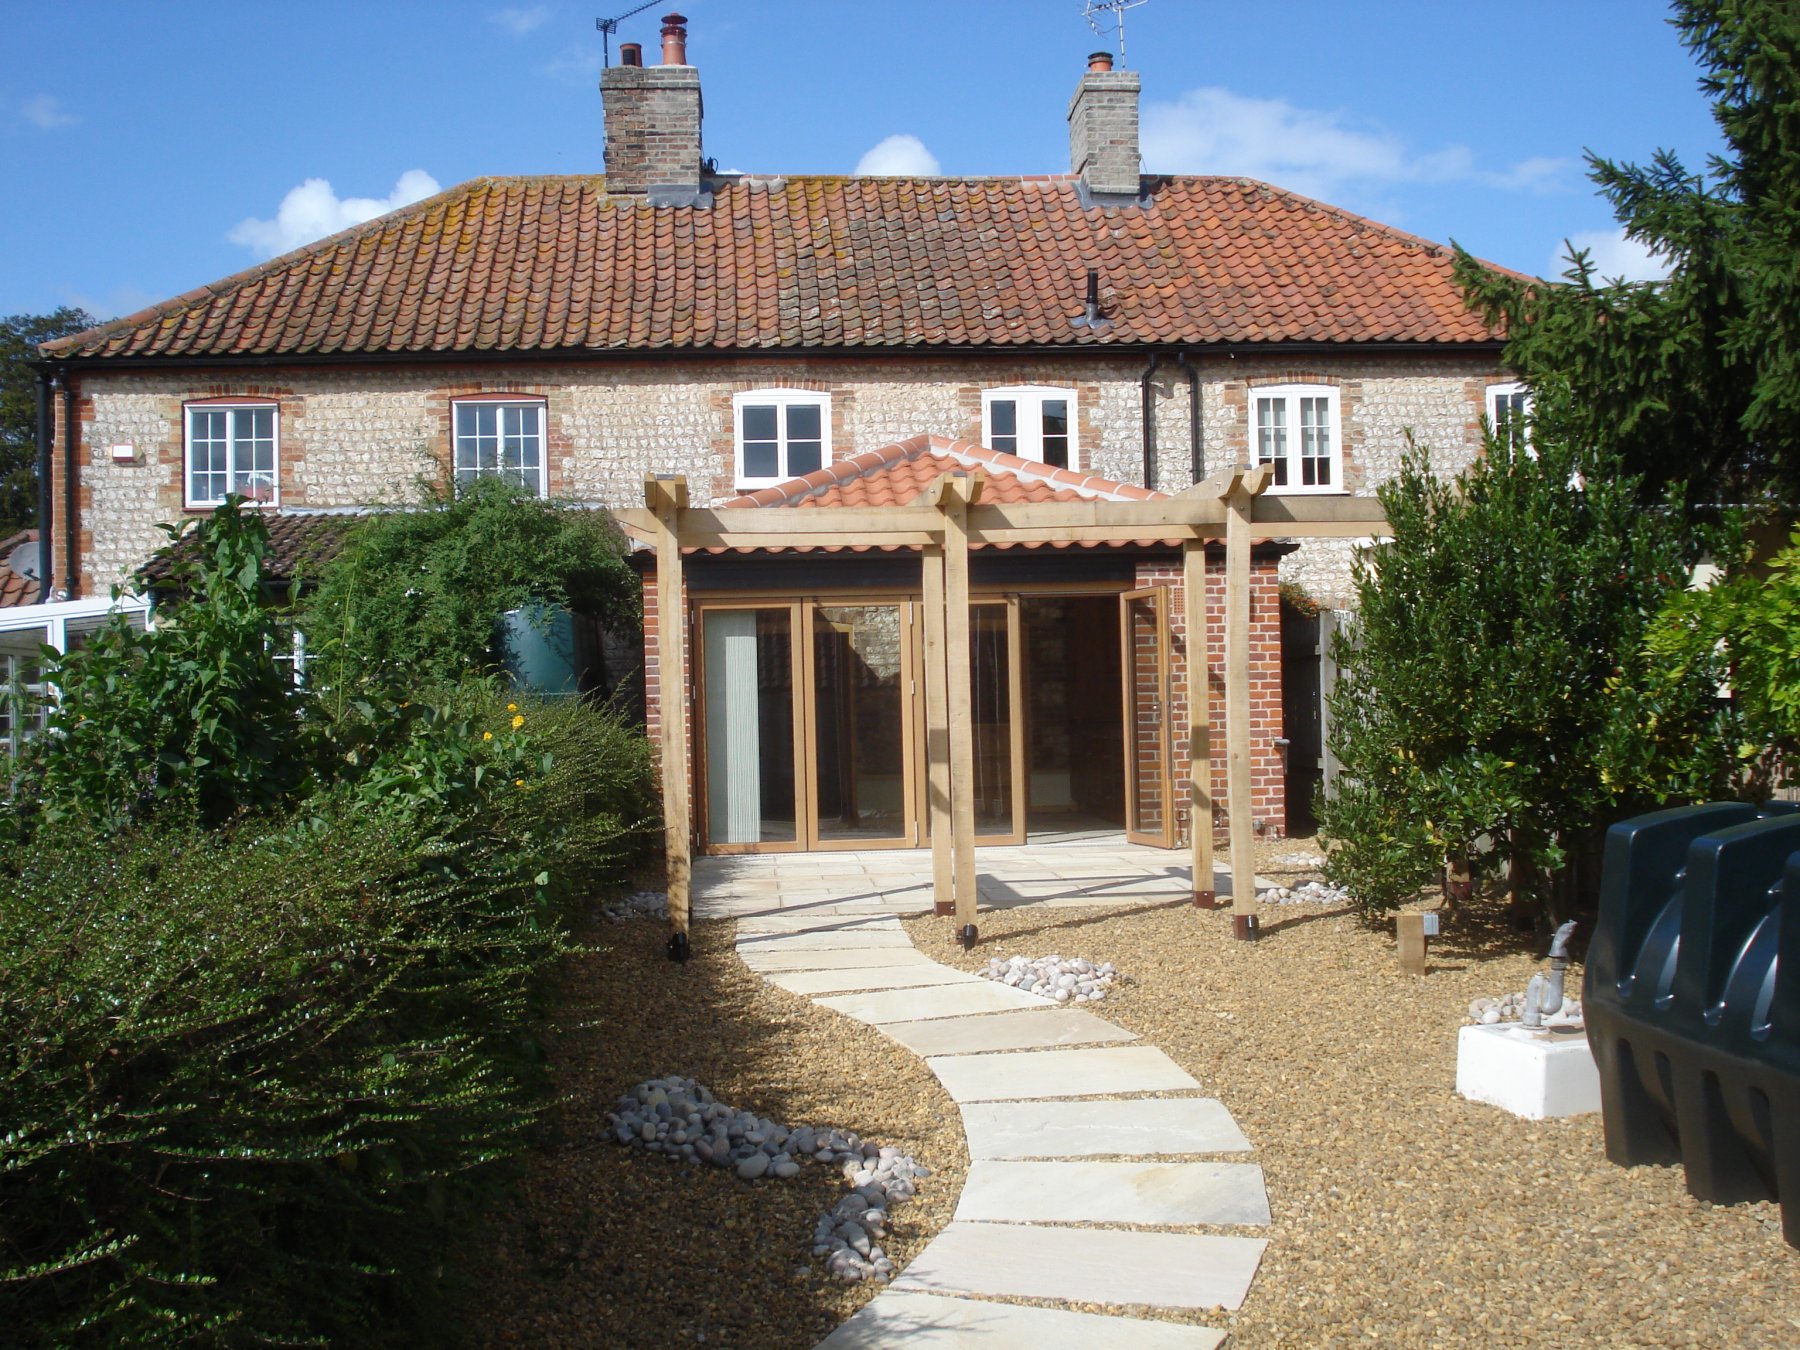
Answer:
top-left (616, 467), bottom-right (1391, 941)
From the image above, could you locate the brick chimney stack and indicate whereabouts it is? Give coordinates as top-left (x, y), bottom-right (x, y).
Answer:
top-left (1068, 49), bottom-right (1141, 200)
top-left (601, 12), bottom-right (705, 202)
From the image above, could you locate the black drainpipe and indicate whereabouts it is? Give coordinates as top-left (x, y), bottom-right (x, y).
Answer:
top-left (1175, 349), bottom-right (1202, 484)
top-left (34, 367), bottom-right (53, 603)
top-left (1139, 352), bottom-right (1161, 490)
top-left (60, 369), bottom-right (76, 600)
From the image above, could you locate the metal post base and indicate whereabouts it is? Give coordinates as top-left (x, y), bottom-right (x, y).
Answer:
top-left (1232, 914), bottom-right (1260, 941)
top-left (1193, 889), bottom-right (1221, 909)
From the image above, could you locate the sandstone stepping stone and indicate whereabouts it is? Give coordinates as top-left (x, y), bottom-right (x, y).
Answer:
top-left (815, 1292), bottom-right (1225, 1349)
top-left (879, 1007), bottom-right (1137, 1057)
top-left (961, 1097), bottom-right (1252, 1159)
top-left (765, 966), bottom-right (982, 995)
top-left (735, 929), bottom-right (916, 952)
top-left (734, 913), bottom-right (901, 935)
top-left (890, 1222), bottom-right (1266, 1311)
top-left (955, 1159), bottom-right (1270, 1226)
top-left (815, 982), bottom-right (1052, 1024)
top-left (736, 947), bottom-right (939, 973)
top-left (926, 1045), bottom-right (1199, 1102)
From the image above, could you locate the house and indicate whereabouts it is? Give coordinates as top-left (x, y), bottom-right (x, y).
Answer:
top-left (32, 14), bottom-right (1512, 853)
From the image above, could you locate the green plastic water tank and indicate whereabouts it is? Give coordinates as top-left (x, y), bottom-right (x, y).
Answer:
top-left (497, 604), bottom-right (581, 694)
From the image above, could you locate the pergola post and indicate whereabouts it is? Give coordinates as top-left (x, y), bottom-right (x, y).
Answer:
top-left (935, 473), bottom-right (982, 931)
top-left (645, 473), bottom-right (692, 942)
top-left (921, 542), bottom-right (953, 915)
top-left (1224, 463), bottom-right (1272, 937)
top-left (1182, 539), bottom-right (1216, 906)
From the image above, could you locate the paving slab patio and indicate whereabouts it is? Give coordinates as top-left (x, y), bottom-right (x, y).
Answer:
top-left (890, 1222), bottom-right (1268, 1311)
top-left (766, 966), bottom-right (985, 996)
top-left (814, 1293), bottom-right (1226, 1349)
top-left (815, 981), bottom-right (1053, 1024)
top-left (959, 1097), bottom-right (1252, 1159)
top-left (925, 1045), bottom-right (1201, 1102)
top-left (732, 913), bottom-right (903, 935)
top-left (877, 1007), bottom-right (1138, 1057)
top-left (734, 929), bottom-right (918, 952)
top-left (735, 947), bottom-right (941, 974)
top-left (954, 1159), bottom-right (1271, 1227)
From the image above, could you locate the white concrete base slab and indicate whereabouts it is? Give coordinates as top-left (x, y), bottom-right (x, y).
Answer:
top-left (891, 1222), bottom-right (1267, 1311)
top-left (879, 1007), bottom-right (1138, 1057)
top-left (1455, 1023), bottom-right (1601, 1120)
top-left (927, 1045), bottom-right (1201, 1102)
top-left (961, 1097), bottom-right (1252, 1159)
top-left (735, 930), bottom-right (917, 952)
top-left (766, 966), bottom-right (983, 996)
top-left (816, 982), bottom-right (1053, 1024)
top-left (955, 1159), bottom-right (1270, 1226)
top-left (736, 947), bottom-right (938, 973)
top-left (815, 1292), bottom-right (1226, 1349)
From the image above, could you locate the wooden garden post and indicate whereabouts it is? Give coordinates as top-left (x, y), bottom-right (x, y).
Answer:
top-left (1225, 463), bottom-right (1272, 937)
top-left (1183, 538), bottom-right (1216, 906)
top-left (646, 473), bottom-right (691, 938)
top-left (931, 472), bottom-right (982, 928)
top-left (921, 541), bottom-right (953, 915)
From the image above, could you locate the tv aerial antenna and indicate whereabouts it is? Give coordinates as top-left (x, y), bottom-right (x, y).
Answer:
top-left (1082, 0), bottom-right (1150, 65)
top-left (597, 0), bottom-right (660, 67)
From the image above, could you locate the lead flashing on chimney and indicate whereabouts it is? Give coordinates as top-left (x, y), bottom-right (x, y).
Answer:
top-left (1074, 180), bottom-right (1150, 211)
top-left (646, 184), bottom-right (715, 208)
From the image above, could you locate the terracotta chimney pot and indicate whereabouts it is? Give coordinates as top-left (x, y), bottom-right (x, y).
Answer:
top-left (1088, 50), bottom-right (1114, 72)
top-left (661, 12), bottom-right (688, 65)
top-left (619, 41), bottom-right (642, 67)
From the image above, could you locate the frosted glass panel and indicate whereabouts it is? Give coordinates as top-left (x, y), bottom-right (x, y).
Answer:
top-left (704, 609), bottom-right (795, 844)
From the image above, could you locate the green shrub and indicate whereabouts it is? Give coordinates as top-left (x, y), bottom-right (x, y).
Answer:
top-left (295, 479), bottom-right (638, 701)
top-left (15, 500), bottom-right (316, 834)
top-left (1319, 435), bottom-right (1717, 920)
top-left (0, 798), bottom-right (571, 1344)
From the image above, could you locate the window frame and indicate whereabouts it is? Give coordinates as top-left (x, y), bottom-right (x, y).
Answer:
top-left (1250, 383), bottom-right (1344, 494)
top-left (451, 396), bottom-right (550, 498)
top-left (981, 386), bottom-right (1078, 469)
top-left (183, 400), bottom-right (280, 509)
top-left (732, 389), bottom-right (832, 488)
top-left (1487, 381), bottom-right (1534, 453)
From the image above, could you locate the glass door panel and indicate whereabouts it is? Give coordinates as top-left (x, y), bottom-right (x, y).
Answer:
top-left (812, 604), bottom-right (911, 844)
top-left (702, 607), bottom-right (797, 846)
top-left (1121, 587), bottom-right (1175, 848)
top-left (970, 602), bottom-right (1021, 839)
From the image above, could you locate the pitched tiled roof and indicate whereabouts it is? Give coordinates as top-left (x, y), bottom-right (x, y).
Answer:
top-left (138, 512), bottom-right (357, 587)
top-left (45, 175), bottom-right (1507, 362)
top-left (0, 530), bottom-right (41, 607)
top-left (694, 434), bottom-right (1187, 556)
top-left (723, 435), bottom-right (1163, 509)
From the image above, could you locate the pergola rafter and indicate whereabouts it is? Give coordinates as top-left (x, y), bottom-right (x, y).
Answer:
top-left (618, 470), bottom-right (1391, 944)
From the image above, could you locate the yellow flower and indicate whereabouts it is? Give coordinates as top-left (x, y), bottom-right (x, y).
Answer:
top-left (507, 703), bottom-right (518, 713)
top-left (482, 731), bottom-right (493, 741)
top-left (511, 714), bottom-right (524, 729)
top-left (514, 778), bottom-right (525, 788)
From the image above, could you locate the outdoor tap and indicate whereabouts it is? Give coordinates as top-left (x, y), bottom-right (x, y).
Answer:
top-left (1521, 920), bottom-right (1577, 1028)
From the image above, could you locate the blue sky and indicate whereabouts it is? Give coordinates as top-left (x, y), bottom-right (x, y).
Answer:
top-left (0, 1), bottom-right (1726, 322)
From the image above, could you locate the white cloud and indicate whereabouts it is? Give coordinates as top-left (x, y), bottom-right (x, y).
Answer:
top-left (854, 134), bottom-right (941, 177)
top-left (227, 170), bottom-right (442, 259)
top-left (1556, 227), bottom-right (1671, 282)
top-left (20, 95), bottom-right (76, 130)
top-left (490, 5), bottom-right (551, 37)
top-left (1141, 87), bottom-right (1571, 201)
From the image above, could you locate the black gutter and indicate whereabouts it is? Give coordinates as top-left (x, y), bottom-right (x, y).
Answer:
top-left (34, 367), bottom-right (53, 603)
top-left (1174, 349), bottom-right (1201, 484)
top-left (39, 338), bottom-right (1508, 375)
top-left (1139, 352), bottom-right (1161, 490)
top-left (60, 370), bottom-right (76, 599)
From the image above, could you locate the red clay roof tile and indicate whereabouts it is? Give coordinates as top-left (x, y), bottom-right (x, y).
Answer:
top-left (46, 175), bottom-right (1510, 361)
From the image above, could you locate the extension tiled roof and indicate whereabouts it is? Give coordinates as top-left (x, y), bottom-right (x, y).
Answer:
top-left (137, 512), bottom-right (357, 587)
top-left (692, 434), bottom-right (1194, 556)
top-left (45, 175), bottom-right (1507, 362)
top-left (0, 531), bottom-right (41, 607)
top-left (723, 434), bottom-right (1163, 509)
